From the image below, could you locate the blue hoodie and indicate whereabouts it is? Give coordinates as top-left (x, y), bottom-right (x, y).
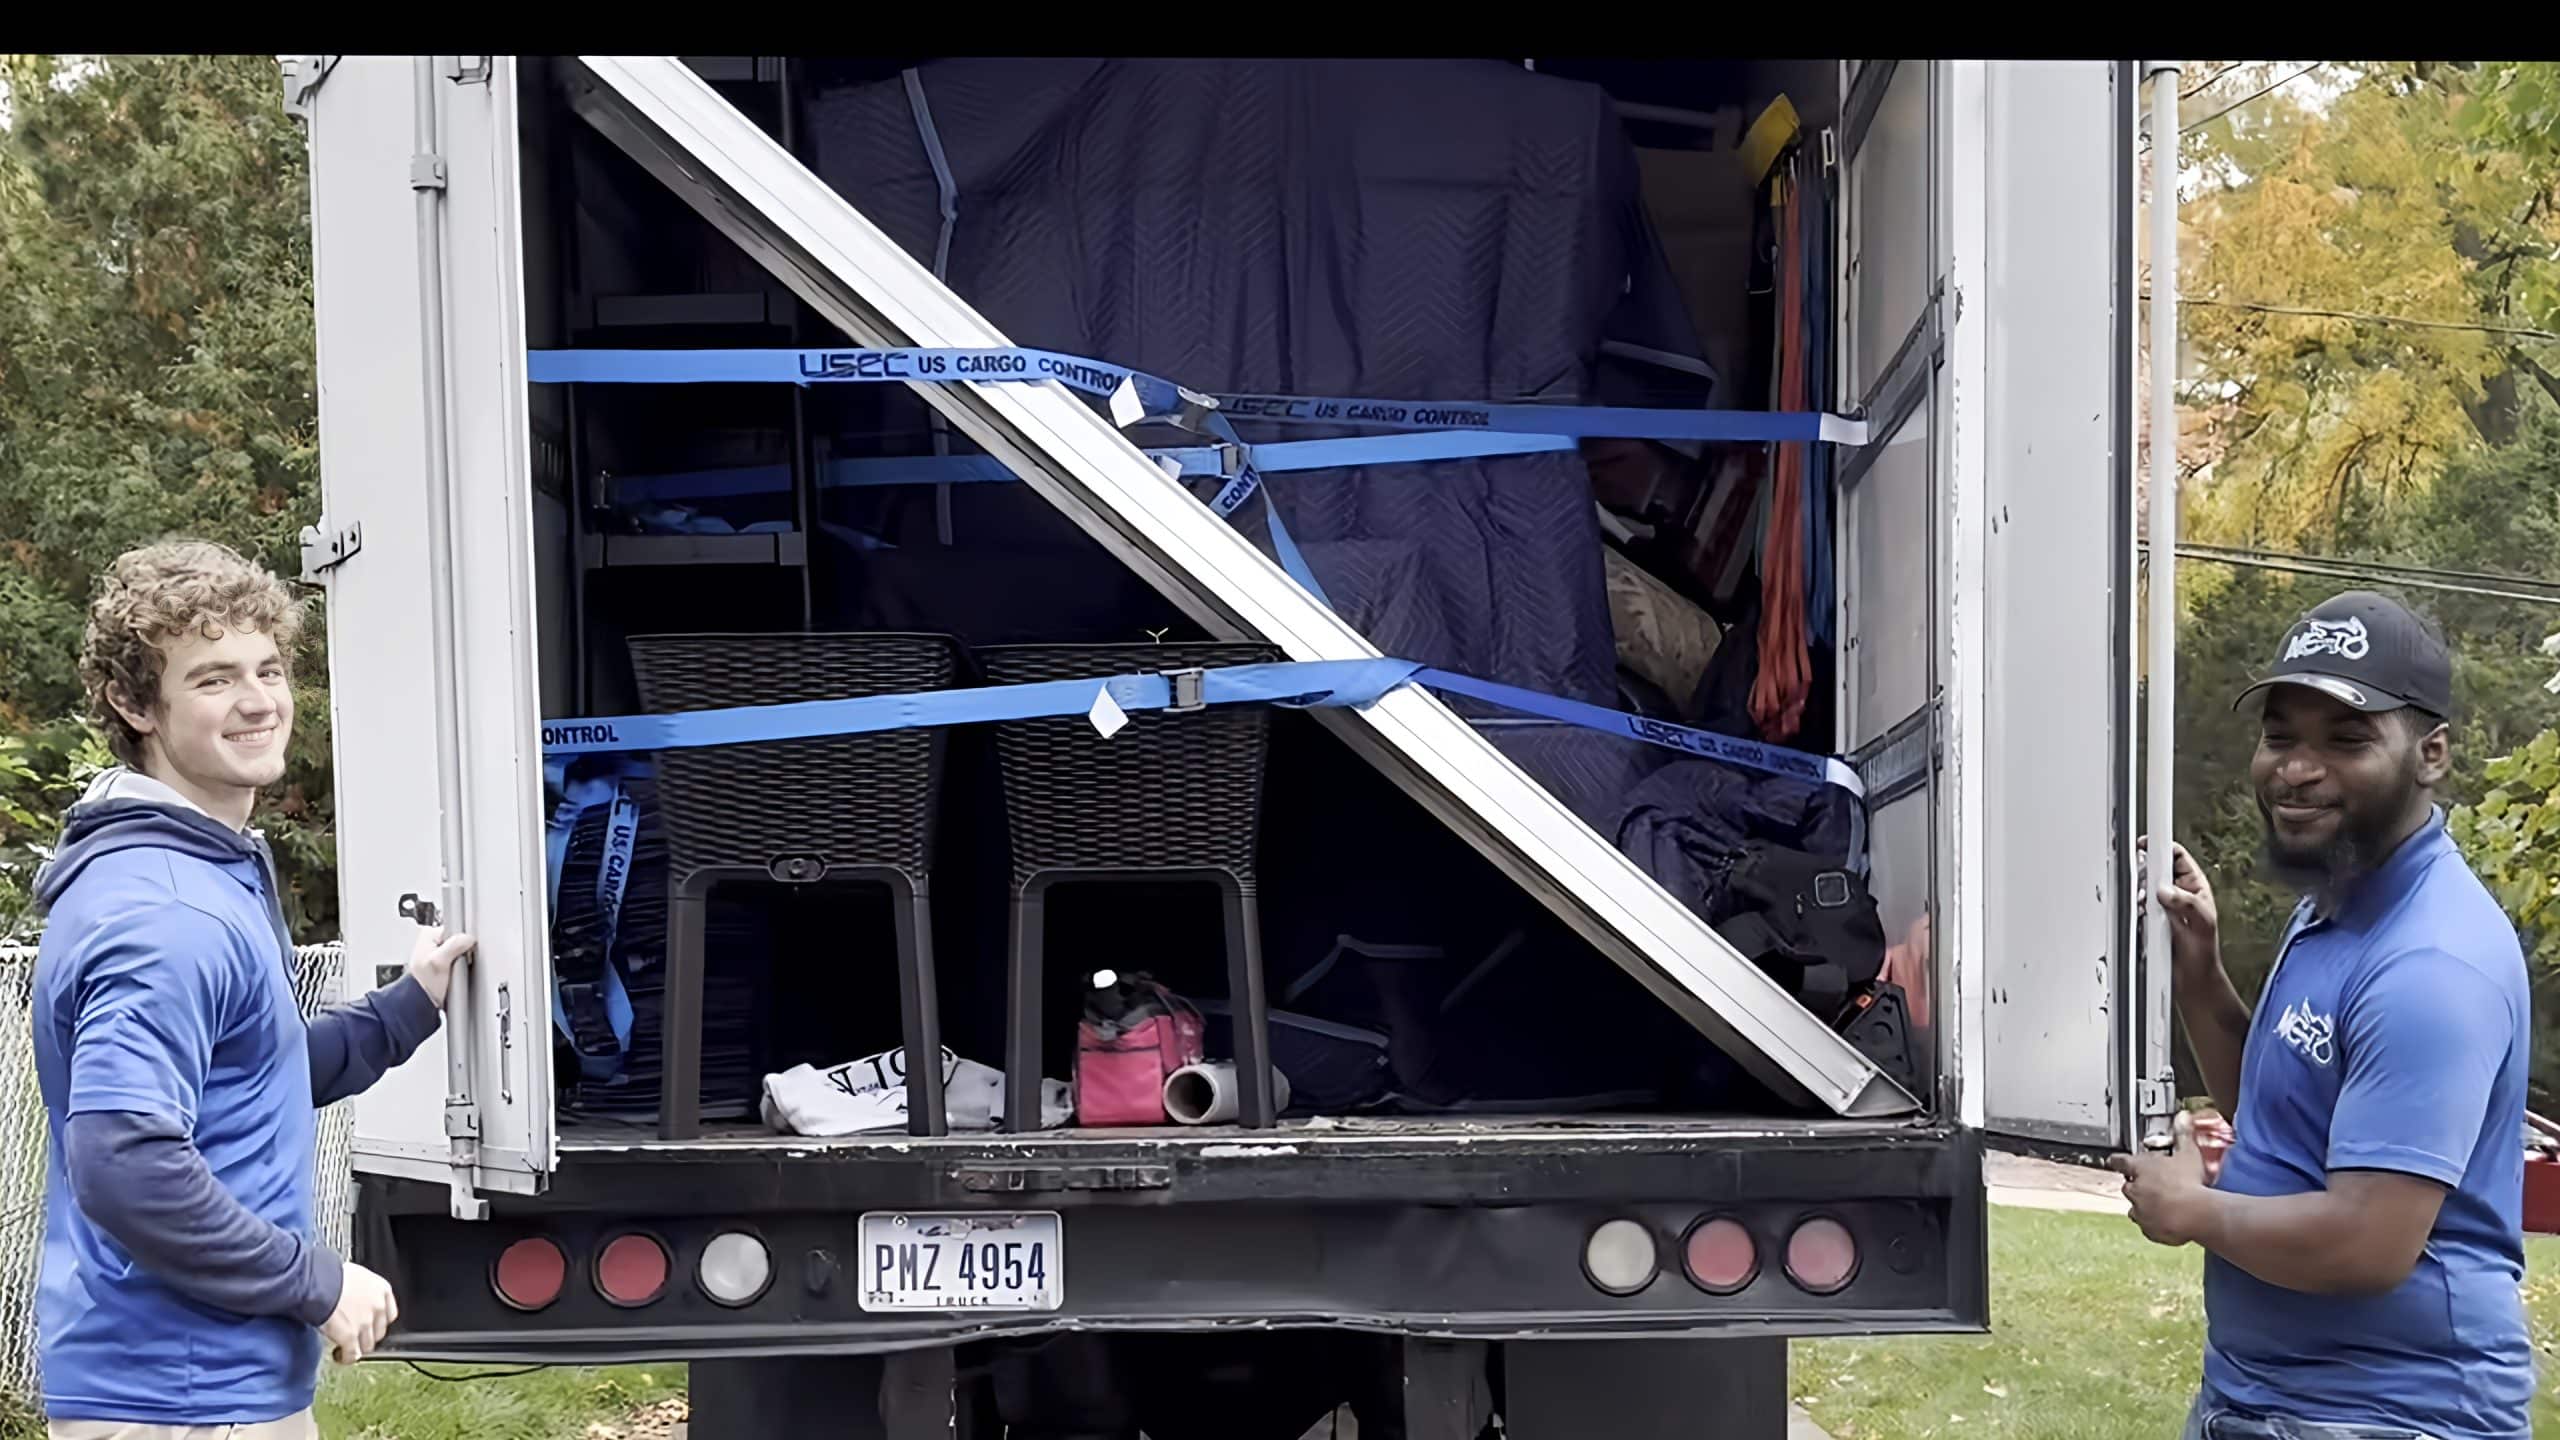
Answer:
top-left (31, 770), bottom-right (442, 1425)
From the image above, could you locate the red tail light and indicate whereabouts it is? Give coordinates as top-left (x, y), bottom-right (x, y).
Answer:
top-left (596, 1233), bottom-right (671, 1307)
top-left (1681, 1216), bottom-right (1760, 1294)
top-left (1783, 1216), bottom-right (1859, 1295)
top-left (493, 1237), bottom-right (567, 1312)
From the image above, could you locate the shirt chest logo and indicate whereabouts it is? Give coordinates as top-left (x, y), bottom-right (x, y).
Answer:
top-left (2273, 997), bottom-right (2337, 1067)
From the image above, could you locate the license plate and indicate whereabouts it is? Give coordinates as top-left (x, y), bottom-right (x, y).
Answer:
top-left (856, 1211), bottom-right (1063, 1313)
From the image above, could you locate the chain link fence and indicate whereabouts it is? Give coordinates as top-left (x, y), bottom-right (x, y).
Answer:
top-left (0, 942), bottom-right (353, 1404)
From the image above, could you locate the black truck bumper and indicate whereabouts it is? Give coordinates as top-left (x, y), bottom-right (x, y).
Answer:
top-left (359, 1121), bottom-right (1986, 1363)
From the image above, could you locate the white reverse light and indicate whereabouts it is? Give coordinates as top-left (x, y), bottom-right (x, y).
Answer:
top-left (697, 1231), bottom-right (773, 1307)
top-left (1583, 1219), bottom-right (1659, 1296)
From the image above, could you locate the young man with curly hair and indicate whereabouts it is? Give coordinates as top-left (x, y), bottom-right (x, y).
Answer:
top-left (31, 540), bottom-right (474, 1439)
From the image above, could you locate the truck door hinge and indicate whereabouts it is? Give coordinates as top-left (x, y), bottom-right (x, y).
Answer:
top-left (410, 154), bottom-right (448, 193)
top-left (299, 521), bottom-right (363, 582)
top-left (2136, 1077), bottom-right (2176, 1116)
top-left (447, 56), bottom-right (494, 86)
top-left (2136, 1078), bottom-right (2179, 1152)
top-left (443, 1100), bottom-right (490, 1221)
top-left (277, 55), bottom-right (338, 120)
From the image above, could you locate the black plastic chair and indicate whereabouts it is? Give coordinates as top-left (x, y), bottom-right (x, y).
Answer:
top-left (627, 632), bottom-right (962, 1141)
top-left (977, 640), bottom-right (1283, 1131)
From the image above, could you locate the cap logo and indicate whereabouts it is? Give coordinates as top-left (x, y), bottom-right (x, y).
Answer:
top-left (2284, 616), bottom-right (2370, 663)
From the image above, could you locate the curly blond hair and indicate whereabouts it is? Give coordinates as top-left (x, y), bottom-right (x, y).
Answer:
top-left (80, 540), bottom-right (307, 768)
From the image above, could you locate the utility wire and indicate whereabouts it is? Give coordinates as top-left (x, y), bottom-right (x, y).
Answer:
top-left (2186, 63), bottom-right (2330, 136)
top-left (2161, 295), bottom-right (2560, 344)
top-left (2141, 62), bottom-right (2328, 153)
top-left (2181, 62), bottom-right (2248, 102)
top-left (2144, 541), bottom-right (2560, 607)
top-left (2179, 543), bottom-right (2560, 597)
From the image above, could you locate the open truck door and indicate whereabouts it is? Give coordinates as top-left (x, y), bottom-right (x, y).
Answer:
top-left (1838, 60), bottom-right (2170, 1154)
top-left (297, 56), bottom-right (555, 1211)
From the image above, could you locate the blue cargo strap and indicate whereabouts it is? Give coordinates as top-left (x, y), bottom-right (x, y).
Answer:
top-left (539, 656), bottom-right (1865, 799)
top-left (542, 754), bottom-right (640, 1073)
top-left (525, 348), bottom-right (1870, 447)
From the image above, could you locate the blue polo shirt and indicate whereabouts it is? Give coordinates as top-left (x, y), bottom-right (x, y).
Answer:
top-left (2202, 809), bottom-right (2533, 1439)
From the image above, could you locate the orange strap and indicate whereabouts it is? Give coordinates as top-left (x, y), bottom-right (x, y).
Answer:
top-left (1751, 170), bottom-right (1811, 743)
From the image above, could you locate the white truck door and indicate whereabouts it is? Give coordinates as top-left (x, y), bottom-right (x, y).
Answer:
top-left (1962, 61), bottom-right (2166, 1152)
top-left (1838, 61), bottom-right (2164, 1152)
top-left (299, 55), bottom-right (553, 1205)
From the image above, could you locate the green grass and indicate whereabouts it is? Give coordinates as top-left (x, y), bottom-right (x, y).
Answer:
top-left (0, 1364), bottom-right (683, 1440)
top-left (1793, 1207), bottom-right (2560, 1439)
top-left (315, 1362), bottom-right (684, 1440)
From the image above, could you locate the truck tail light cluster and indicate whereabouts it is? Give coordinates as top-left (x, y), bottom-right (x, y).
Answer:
top-left (490, 1230), bottom-right (772, 1312)
top-left (1582, 1213), bottom-right (1858, 1299)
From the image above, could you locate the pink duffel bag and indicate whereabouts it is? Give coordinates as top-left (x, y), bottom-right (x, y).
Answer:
top-left (1073, 977), bottom-right (1205, 1127)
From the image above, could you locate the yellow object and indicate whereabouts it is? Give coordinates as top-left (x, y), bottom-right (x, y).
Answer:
top-left (1740, 95), bottom-right (1803, 187)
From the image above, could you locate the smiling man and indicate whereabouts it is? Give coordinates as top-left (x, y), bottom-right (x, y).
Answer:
top-left (30, 540), bottom-right (473, 1438)
top-left (2118, 591), bottom-right (2532, 1440)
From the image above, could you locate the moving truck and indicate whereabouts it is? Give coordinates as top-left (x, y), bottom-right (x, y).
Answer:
top-left (283, 54), bottom-right (2176, 1438)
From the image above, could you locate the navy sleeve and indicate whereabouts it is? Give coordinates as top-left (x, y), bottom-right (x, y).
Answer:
top-left (307, 974), bottom-right (442, 1107)
top-left (2328, 949), bottom-right (2514, 1186)
top-left (64, 1111), bottom-right (344, 1325)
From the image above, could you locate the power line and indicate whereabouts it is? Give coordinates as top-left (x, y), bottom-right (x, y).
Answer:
top-left (2162, 295), bottom-right (2560, 344)
top-left (2181, 62), bottom-right (2248, 102)
top-left (2178, 541), bottom-right (2560, 595)
top-left (2144, 541), bottom-right (2560, 607)
top-left (2141, 62), bottom-right (2328, 153)
top-left (2187, 62), bottom-right (2330, 135)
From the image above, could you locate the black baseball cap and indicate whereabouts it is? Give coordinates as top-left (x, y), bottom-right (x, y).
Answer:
top-left (2232, 590), bottom-right (2453, 718)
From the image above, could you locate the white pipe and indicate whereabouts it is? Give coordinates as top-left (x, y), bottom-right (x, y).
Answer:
top-left (413, 55), bottom-right (483, 1210)
top-left (1164, 1063), bottom-right (1292, 1126)
top-left (2142, 60), bottom-right (2181, 1151)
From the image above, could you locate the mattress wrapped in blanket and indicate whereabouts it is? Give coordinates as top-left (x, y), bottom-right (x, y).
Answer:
top-left (805, 60), bottom-right (1846, 966)
top-left (806, 57), bottom-right (1706, 706)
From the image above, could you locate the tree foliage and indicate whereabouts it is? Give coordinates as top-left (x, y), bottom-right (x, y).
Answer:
top-left (0, 54), bottom-right (334, 936)
top-left (2174, 63), bottom-right (2560, 558)
top-left (2166, 61), bottom-right (2560, 1099)
top-left (2452, 726), bottom-right (2560, 971)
